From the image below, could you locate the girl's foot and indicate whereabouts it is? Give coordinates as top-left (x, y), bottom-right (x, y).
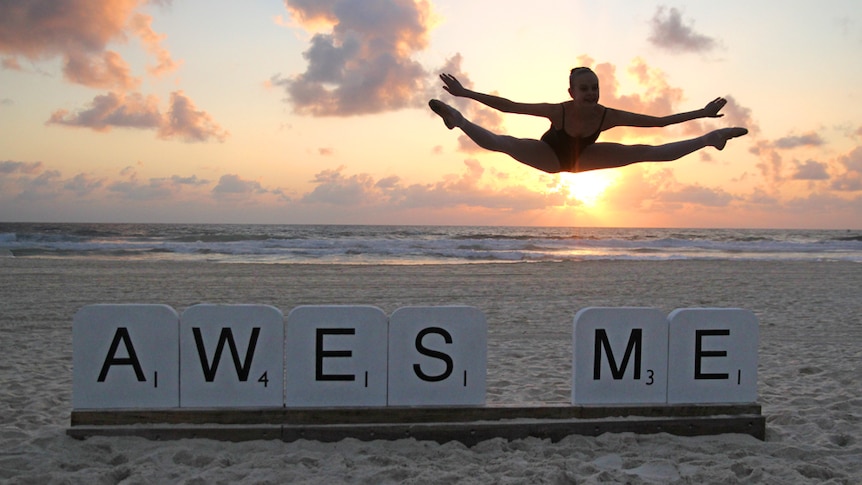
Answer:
top-left (709, 127), bottom-right (748, 150)
top-left (429, 99), bottom-right (464, 130)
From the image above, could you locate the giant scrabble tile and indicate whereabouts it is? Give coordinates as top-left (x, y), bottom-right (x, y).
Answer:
top-left (73, 304), bottom-right (179, 409)
top-left (388, 306), bottom-right (487, 406)
top-left (667, 308), bottom-right (759, 404)
top-left (180, 304), bottom-right (284, 407)
top-left (284, 305), bottom-right (389, 407)
top-left (572, 307), bottom-right (669, 405)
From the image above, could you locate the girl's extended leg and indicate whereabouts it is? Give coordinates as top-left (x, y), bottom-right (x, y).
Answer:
top-left (576, 128), bottom-right (747, 172)
top-left (429, 99), bottom-right (561, 173)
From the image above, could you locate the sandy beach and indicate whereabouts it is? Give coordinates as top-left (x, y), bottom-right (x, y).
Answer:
top-left (1, 258), bottom-right (860, 483)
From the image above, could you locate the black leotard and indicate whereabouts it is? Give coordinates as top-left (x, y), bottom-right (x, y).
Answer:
top-left (540, 105), bottom-right (607, 172)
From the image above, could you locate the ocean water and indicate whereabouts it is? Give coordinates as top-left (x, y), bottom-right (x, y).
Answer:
top-left (1, 223), bottom-right (860, 264)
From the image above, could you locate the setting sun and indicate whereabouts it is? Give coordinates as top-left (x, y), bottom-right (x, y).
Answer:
top-left (557, 171), bottom-right (617, 207)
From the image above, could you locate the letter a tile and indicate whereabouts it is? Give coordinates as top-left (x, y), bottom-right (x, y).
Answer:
top-left (73, 304), bottom-right (179, 409)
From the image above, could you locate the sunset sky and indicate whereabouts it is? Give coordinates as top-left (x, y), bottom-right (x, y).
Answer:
top-left (2, 0), bottom-right (861, 228)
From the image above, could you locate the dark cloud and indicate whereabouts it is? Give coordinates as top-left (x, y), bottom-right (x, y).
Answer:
top-left (831, 174), bottom-right (862, 192)
top-left (0, 160), bottom-right (43, 174)
top-left (8, 169), bottom-right (62, 201)
top-left (273, 0), bottom-right (436, 116)
top-left (171, 174), bottom-right (209, 186)
top-left (775, 133), bottom-right (824, 149)
top-left (792, 160), bottom-right (829, 180)
top-left (47, 91), bottom-right (227, 142)
top-left (106, 170), bottom-right (210, 200)
top-left (213, 174), bottom-right (267, 198)
top-left (0, 0), bottom-right (176, 88)
top-left (648, 6), bottom-right (719, 54)
top-left (107, 178), bottom-right (175, 200)
top-left (64, 173), bottom-right (105, 196)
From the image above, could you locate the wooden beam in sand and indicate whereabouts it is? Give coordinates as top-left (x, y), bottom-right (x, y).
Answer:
top-left (68, 404), bottom-right (766, 444)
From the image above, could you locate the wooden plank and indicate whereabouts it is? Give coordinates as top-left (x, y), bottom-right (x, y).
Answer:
top-left (70, 403), bottom-right (762, 426)
top-left (66, 415), bottom-right (766, 443)
top-left (67, 404), bottom-right (766, 443)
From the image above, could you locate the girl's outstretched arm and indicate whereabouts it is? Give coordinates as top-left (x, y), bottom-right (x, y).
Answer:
top-left (438, 73), bottom-right (557, 119)
top-left (605, 97), bottom-right (729, 129)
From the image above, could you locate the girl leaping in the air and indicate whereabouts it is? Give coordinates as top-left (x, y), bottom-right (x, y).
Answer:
top-left (429, 68), bottom-right (747, 174)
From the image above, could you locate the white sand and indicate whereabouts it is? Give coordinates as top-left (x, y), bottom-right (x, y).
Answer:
top-left (1, 259), bottom-right (860, 483)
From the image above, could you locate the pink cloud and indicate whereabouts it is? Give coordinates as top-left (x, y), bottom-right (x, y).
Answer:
top-left (0, 0), bottom-right (175, 88)
top-left (159, 91), bottom-right (229, 143)
top-left (47, 92), bottom-right (161, 132)
top-left (47, 90), bottom-right (228, 142)
top-left (129, 13), bottom-right (179, 77)
top-left (300, 161), bottom-right (563, 212)
top-left (273, 0), bottom-right (436, 115)
top-left (648, 6), bottom-right (720, 54)
top-left (62, 50), bottom-right (140, 90)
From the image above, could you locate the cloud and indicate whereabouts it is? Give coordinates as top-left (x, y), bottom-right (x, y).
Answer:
top-left (604, 58), bottom-right (685, 119)
top-left (46, 90), bottom-right (228, 142)
top-left (433, 54), bottom-right (507, 153)
top-left (64, 173), bottom-right (105, 196)
top-left (158, 91), bottom-right (229, 143)
top-left (648, 6), bottom-right (719, 54)
top-left (831, 174), bottom-right (862, 192)
top-left (843, 146), bottom-right (862, 173)
top-left (302, 166), bottom-right (382, 205)
top-left (102, 168), bottom-right (210, 201)
top-left (171, 174), bottom-right (209, 186)
top-left (831, 146), bottom-right (862, 191)
top-left (0, 0), bottom-right (176, 89)
top-left (657, 184), bottom-right (734, 207)
top-left (47, 92), bottom-right (161, 132)
top-left (213, 174), bottom-right (268, 198)
top-left (63, 50), bottom-right (140, 90)
top-left (12, 170), bottom-right (63, 201)
top-left (273, 0), bottom-right (436, 116)
top-left (129, 13), bottom-right (179, 77)
top-left (300, 161), bottom-right (564, 212)
top-left (106, 168), bottom-right (183, 201)
top-left (775, 132), bottom-right (824, 149)
top-left (792, 160), bottom-right (829, 180)
top-left (0, 160), bottom-right (43, 174)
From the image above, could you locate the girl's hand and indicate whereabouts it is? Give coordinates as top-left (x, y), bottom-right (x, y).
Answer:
top-left (703, 97), bottom-right (727, 118)
top-left (440, 73), bottom-right (469, 97)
